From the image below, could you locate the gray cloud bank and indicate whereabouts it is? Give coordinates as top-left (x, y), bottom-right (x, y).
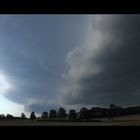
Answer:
top-left (0, 15), bottom-right (89, 113)
top-left (1, 15), bottom-right (140, 113)
top-left (62, 15), bottom-right (140, 107)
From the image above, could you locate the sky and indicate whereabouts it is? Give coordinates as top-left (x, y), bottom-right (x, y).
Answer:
top-left (0, 15), bottom-right (140, 116)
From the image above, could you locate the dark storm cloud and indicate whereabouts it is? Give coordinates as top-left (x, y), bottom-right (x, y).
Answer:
top-left (62, 15), bottom-right (140, 107)
top-left (25, 102), bottom-right (60, 113)
top-left (0, 15), bottom-right (88, 112)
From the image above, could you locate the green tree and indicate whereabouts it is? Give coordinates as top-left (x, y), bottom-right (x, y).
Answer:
top-left (109, 104), bottom-right (116, 119)
top-left (49, 109), bottom-right (57, 119)
top-left (21, 113), bottom-right (26, 119)
top-left (79, 107), bottom-right (89, 120)
top-left (30, 112), bottom-right (36, 120)
top-left (58, 107), bottom-right (66, 118)
top-left (6, 114), bottom-right (14, 120)
top-left (109, 104), bottom-right (116, 110)
top-left (69, 109), bottom-right (77, 120)
top-left (41, 112), bottom-right (48, 120)
top-left (0, 114), bottom-right (5, 120)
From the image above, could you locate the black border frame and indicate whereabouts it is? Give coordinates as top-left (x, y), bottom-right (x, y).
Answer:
top-left (0, 0), bottom-right (140, 137)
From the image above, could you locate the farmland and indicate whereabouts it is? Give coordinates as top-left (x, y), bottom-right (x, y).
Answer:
top-left (1, 114), bottom-right (140, 126)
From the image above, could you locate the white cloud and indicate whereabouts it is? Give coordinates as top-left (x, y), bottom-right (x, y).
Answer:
top-left (0, 71), bottom-right (13, 95)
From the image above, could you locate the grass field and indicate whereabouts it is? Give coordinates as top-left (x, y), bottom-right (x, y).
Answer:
top-left (97, 114), bottom-right (140, 122)
top-left (1, 114), bottom-right (140, 126)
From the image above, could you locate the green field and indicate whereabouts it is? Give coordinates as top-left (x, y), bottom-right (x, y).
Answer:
top-left (97, 114), bottom-right (140, 122)
top-left (1, 114), bottom-right (140, 126)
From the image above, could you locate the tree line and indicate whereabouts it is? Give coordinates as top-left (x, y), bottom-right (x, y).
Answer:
top-left (1, 104), bottom-right (140, 121)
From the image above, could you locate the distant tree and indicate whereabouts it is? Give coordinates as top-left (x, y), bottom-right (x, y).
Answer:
top-left (41, 112), bottom-right (48, 120)
top-left (58, 108), bottom-right (66, 118)
top-left (89, 107), bottom-right (109, 118)
top-left (79, 107), bottom-right (90, 120)
top-left (115, 106), bottom-right (123, 116)
top-left (36, 117), bottom-right (41, 120)
top-left (88, 108), bottom-right (95, 119)
top-left (21, 113), bottom-right (26, 119)
top-left (6, 114), bottom-right (14, 120)
top-left (49, 109), bottom-right (57, 119)
top-left (109, 104), bottom-right (116, 110)
top-left (30, 112), bottom-right (36, 120)
top-left (0, 114), bottom-right (5, 120)
top-left (69, 109), bottom-right (77, 120)
top-left (109, 104), bottom-right (116, 119)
